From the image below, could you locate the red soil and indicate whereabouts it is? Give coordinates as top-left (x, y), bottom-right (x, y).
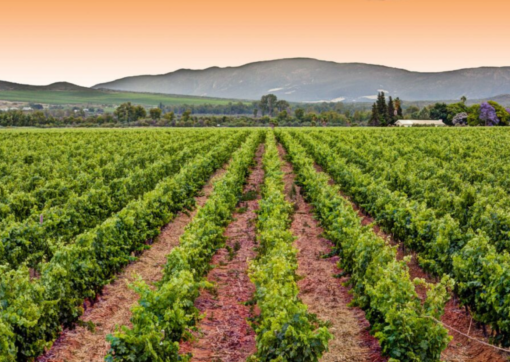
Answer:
top-left (312, 164), bottom-right (509, 362)
top-left (279, 145), bottom-right (386, 362)
top-left (36, 166), bottom-right (229, 362)
top-left (179, 145), bottom-right (264, 362)
top-left (400, 250), bottom-right (509, 362)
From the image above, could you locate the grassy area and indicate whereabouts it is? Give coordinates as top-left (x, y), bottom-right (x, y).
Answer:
top-left (0, 89), bottom-right (250, 107)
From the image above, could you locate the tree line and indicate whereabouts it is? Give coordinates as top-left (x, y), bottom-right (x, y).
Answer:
top-left (369, 92), bottom-right (510, 127)
top-left (369, 92), bottom-right (404, 126)
top-left (1, 93), bottom-right (509, 128)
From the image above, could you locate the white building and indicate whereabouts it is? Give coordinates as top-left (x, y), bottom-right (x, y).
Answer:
top-left (395, 120), bottom-right (446, 127)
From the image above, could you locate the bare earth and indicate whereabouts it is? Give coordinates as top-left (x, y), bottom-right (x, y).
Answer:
top-left (37, 166), bottom-right (229, 362)
top-left (34, 139), bottom-right (506, 362)
top-left (179, 145), bottom-right (264, 361)
top-left (313, 163), bottom-right (509, 362)
top-left (279, 144), bottom-right (385, 362)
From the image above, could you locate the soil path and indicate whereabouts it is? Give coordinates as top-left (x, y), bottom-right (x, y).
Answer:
top-left (179, 145), bottom-right (264, 362)
top-left (278, 144), bottom-right (385, 362)
top-left (311, 164), bottom-right (509, 362)
top-left (37, 166), bottom-right (229, 362)
top-left (400, 250), bottom-right (508, 362)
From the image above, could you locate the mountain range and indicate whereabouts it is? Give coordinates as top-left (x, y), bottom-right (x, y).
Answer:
top-left (92, 58), bottom-right (510, 103)
top-left (2, 58), bottom-right (510, 105)
top-left (0, 81), bottom-right (89, 92)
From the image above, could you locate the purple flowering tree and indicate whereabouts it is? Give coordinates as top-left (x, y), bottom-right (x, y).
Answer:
top-left (452, 112), bottom-right (468, 126)
top-left (479, 102), bottom-right (499, 126)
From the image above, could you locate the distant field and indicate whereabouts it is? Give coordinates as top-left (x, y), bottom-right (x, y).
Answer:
top-left (2, 88), bottom-right (507, 112)
top-left (0, 89), bottom-right (249, 107)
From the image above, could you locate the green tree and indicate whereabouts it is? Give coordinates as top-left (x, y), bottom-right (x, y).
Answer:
top-left (352, 110), bottom-right (363, 123)
top-left (164, 111), bottom-right (175, 122)
top-left (260, 115), bottom-right (271, 125)
top-left (259, 94), bottom-right (278, 117)
top-left (369, 103), bottom-right (380, 126)
top-left (430, 103), bottom-right (449, 124)
top-left (320, 111), bottom-right (348, 126)
top-left (394, 97), bottom-right (403, 118)
top-left (134, 106), bottom-right (146, 120)
top-left (488, 101), bottom-right (510, 126)
top-left (387, 96), bottom-right (396, 125)
top-left (276, 100), bottom-right (290, 112)
top-left (266, 94), bottom-right (277, 115)
top-left (294, 108), bottom-right (305, 121)
top-left (149, 108), bottom-right (162, 120)
top-left (114, 102), bottom-right (137, 123)
top-left (376, 92), bottom-right (387, 126)
top-left (446, 102), bottom-right (468, 124)
top-left (405, 105), bottom-right (420, 119)
top-left (417, 107), bottom-right (431, 120)
top-left (277, 110), bottom-right (289, 122)
top-left (181, 109), bottom-right (192, 122)
top-left (467, 104), bottom-right (481, 126)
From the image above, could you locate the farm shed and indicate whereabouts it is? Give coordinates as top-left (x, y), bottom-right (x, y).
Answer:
top-left (395, 120), bottom-right (446, 127)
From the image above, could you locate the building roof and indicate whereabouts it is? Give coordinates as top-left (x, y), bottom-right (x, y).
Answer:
top-left (395, 119), bottom-right (446, 126)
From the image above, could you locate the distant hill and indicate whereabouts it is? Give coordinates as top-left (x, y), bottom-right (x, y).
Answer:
top-left (92, 58), bottom-right (510, 103)
top-left (0, 81), bottom-right (89, 92)
top-left (480, 94), bottom-right (510, 106)
top-left (2, 59), bottom-right (510, 108)
top-left (0, 83), bottom-right (249, 108)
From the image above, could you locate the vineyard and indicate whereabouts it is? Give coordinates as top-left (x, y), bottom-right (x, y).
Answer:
top-left (1, 127), bottom-right (510, 362)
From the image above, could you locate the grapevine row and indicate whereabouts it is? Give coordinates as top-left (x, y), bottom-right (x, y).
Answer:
top-left (0, 130), bottom-right (177, 195)
top-left (248, 131), bottom-right (331, 361)
top-left (0, 132), bottom-right (226, 269)
top-left (106, 131), bottom-right (263, 361)
top-left (311, 130), bottom-right (510, 254)
top-left (277, 130), bottom-right (452, 361)
top-left (0, 131), bottom-right (248, 361)
top-left (291, 129), bottom-right (510, 346)
top-left (0, 131), bottom-right (200, 224)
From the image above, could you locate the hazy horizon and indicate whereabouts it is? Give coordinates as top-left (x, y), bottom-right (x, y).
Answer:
top-left (6, 57), bottom-right (510, 89)
top-left (2, 0), bottom-right (510, 87)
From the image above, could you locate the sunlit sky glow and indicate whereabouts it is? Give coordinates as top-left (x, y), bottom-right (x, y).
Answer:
top-left (2, 0), bottom-right (509, 86)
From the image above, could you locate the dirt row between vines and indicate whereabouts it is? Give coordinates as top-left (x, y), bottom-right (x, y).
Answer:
top-left (37, 165), bottom-right (230, 362)
top-left (277, 144), bottom-right (385, 362)
top-left (39, 137), bottom-right (495, 362)
top-left (182, 142), bottom-right (385, 362)
top-left (310, 163), bottom-right (508, 362)
top-left (179, 144), bottom-right (264, 361)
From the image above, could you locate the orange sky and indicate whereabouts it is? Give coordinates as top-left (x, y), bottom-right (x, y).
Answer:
top-left (2, 0), bottom-right (509, 86)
